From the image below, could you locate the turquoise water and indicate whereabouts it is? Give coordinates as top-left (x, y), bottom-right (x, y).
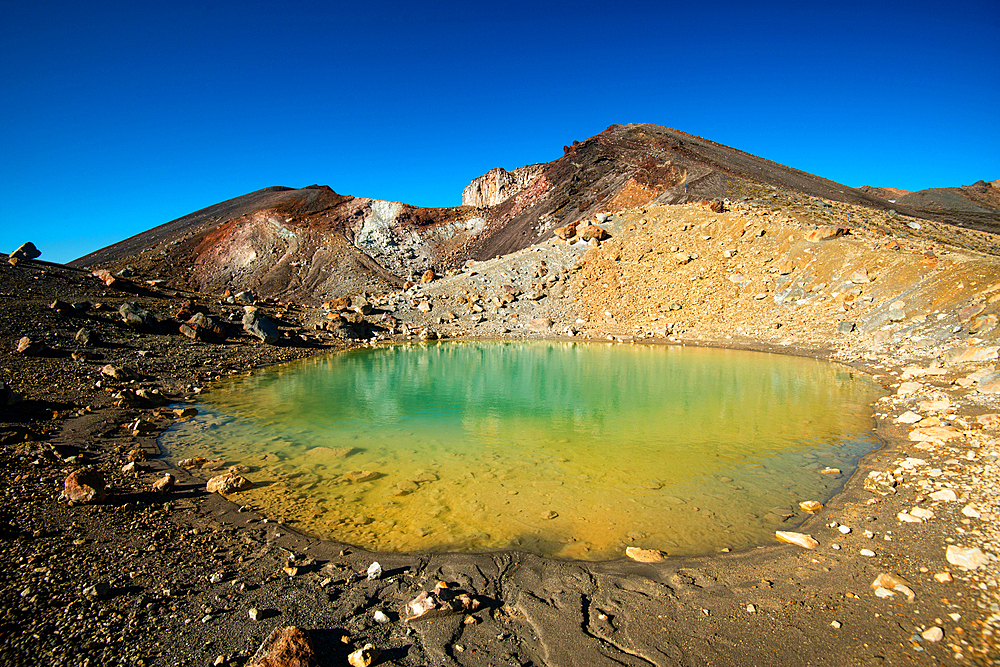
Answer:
top-left (159, 341), bottom-right (881, 560)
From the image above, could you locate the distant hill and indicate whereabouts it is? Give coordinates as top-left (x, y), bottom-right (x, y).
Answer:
top-left (857, 179), bottom-right (1000, 217)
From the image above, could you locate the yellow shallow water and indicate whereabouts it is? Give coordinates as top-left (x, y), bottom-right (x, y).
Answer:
top-left (160, 341), bottom-right (881, 560)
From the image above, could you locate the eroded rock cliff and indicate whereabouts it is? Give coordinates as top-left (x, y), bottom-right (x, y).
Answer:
top-left (462, 164), bottom-right (545, 208)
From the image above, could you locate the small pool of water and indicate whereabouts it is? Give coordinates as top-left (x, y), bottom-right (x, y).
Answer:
top-left (160, 341), bottom-right (881, 560)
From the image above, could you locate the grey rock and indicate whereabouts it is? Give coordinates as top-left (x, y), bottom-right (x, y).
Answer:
top-left (837, 321), bottom-right (856, 334)
top-left (119, 302), bottom-right (157, 330)
top-left (242, 309), bottom-right (281, 344)
top-left (75, 328), bottom-right (99, 347)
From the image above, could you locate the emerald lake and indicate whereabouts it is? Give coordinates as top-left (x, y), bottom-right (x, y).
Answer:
top-left (159, 341), bottom-right (882, 560)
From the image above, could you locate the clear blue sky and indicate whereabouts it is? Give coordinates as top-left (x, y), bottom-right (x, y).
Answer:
top-left (2, 0), bottom-right (997, 264)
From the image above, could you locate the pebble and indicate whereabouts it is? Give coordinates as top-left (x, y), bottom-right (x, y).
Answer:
top-left (860, 549), bottom-right (876, 557)
top-left (921, 626), bottom-right (944, 642)
top-left (830, 620), bottom-right (842, 629)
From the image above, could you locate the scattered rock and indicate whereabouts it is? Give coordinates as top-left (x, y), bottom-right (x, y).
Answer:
top-left (92, 269), bottom-right (117, 287)
top-left (871, 573), bottom-right (915, 601)
top-left (526, 318), bottom-right (554, 332)
top-left (625, 546), bottom-right (667, 562)
top-left (836, 321), bottom-right (856, 334)
top-left (775, 531), bottom-right (818, 549)
top-left (10, 242), bottom-right (40, 260)
top-left (63, 468), bottom-right (107, 505)
top-left (75, 328), bottom-right (100, 347)
top-left (921, 627), bottom-right (944, 642)
top-left (805, 225), bottom-right (848, 242)
top-left (908, 426), bottom-right (961, 442)
top-left (206, 473), bottom-right (252, 494)
top-left (945, 545), bottom-right (990, 570)
top-left (81, 582), bottom-right (110, 599)
top-left (401, 581), bottom-right (480, 622)
top-left (799, 500), bottom-right (823, 513)
top-left (420, 269), bottom-right (436, 284)
top-left (15, 336), bottom-right (45, 355)
top-left (247, 626), bottom-right (318, 667)
top-left (152, 472), bottom-right (176, 493)
top-left (243, 309), bottom-right (281, 344)
top-left (347, 644), bottom-right (380, 667)
top-left (553, 223), bottom-right (579, 240)
top-left (578, 225), bottom-right (609, 242)
top-left (119, 302), bottom-right (157, 330)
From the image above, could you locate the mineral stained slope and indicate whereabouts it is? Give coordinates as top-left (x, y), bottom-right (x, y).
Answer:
top-left (71, 124), bottom-right (999, 309)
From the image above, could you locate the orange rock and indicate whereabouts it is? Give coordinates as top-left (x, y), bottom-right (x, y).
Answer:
top-left (64, 468), bottom-right (107, 505)
top-left (247, 626), bottom-right (318, 667)
top-left (805, 225), bottom-right (848, 242)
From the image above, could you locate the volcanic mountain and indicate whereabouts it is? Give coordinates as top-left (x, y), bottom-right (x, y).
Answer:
top-left (70, 123), bottom-right (1000, 304)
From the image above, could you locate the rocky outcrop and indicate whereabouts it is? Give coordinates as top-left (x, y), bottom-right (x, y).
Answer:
top-left (462, 164), bottom-right (545, 208)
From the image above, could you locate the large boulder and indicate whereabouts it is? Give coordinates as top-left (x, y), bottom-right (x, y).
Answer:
top-left (119, 302), bottom-right (157, 330)
top-left (10, 242), bottom-right (40, 261)
top-left (242, 309), bottom-right (281, 344)
top-left (206, 472), bottom-right (252, 494)
top-left (63, 468), bottom-right (107, 504)
top-left (180, 312), bottom-right (225, 340)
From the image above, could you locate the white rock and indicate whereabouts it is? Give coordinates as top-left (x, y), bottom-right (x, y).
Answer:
top-left (962, 504), bottom-right (982, 519)
top-left (929, 489), bottom-right (958, 502)
top-left (896, 411), bottom-right (922, 424)
top-left (831, 620), bottom-right (842, 629)
top-left (248, 607), bottom-right (260, 621)
top-left (921, 627), bottom-right (944, 642)
top-left (373, 610), bottom-right (390, 624)
top-left (366, 562), bottom-right (382, 580)
top-left (838, 525), bottom-right (851, 534)
top-left (871, 573), bottom-right (915, 601)
top-left (746, 604), bottom-right (756, 613)
top-left (910, 507), bottom-right (934, 520)
top-left (775, 531), bottom-right (819, 549)
top-left (860, 549), bottom-right (876, 557)
top-left (946, 545), bottom-right (990, 570)
top-left (897, 512), bottom-right (923, 523)
top-left (897, 382), bottom-right (923, 395)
